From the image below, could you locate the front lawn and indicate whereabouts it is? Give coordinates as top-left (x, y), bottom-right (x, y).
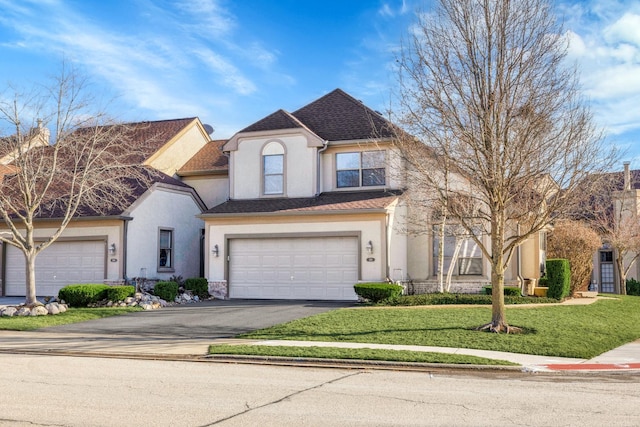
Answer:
top-left (238, 296), bottom-right (640, 359)
top-left (208, 344), bottom-right (516, 366)
top-left (0, 307), bottom-right (141, 331)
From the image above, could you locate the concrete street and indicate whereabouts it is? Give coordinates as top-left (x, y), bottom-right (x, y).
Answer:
top-left (1, 353), bottom-right (639, 426)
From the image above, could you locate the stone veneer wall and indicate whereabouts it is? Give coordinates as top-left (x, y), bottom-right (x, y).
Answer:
top-left (404, 280), bottom-right (490, 295)
top-left (208, 280), bottom-right (228, 299)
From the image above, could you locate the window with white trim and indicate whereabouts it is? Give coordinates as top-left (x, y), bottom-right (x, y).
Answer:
top-left (158, 228), bottom-right (174, 271)
top-left (336, 151), bottom-right (386, 188)
top-left (262, 141), bottom-right (285, 195)
top-left (433, 225), bottom-right (483, 276)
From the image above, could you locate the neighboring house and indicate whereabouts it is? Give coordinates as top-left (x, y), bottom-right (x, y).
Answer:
top-left (0, 118), bottom-right (211, 297)
top-left (591, 162), bottom-right (640, 294)
top-left (199, 89), bottom-right (546, 300)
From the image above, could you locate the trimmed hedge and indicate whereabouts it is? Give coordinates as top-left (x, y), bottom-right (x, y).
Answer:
top-left (58, 284), bottom-right (110, 307)
top-left (354, 282), bottom-right (403, 303)
top-left (546, 258), bottom-right (571, 300)
top-left (105, 286), bottom-right (135, 302)
top-left (185, 277), bottom-right (209, 299)
top-left (154, 281), bottom-right (178, 302)
top-left (627, 278), bottom-right (640, 296)
top-left (385, 293), bottom-right (558, 306)
top-left (482, 285), bottom-right (521, 296)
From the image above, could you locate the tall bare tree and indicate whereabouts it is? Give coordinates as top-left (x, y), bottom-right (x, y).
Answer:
top-left (394, 0), bottom-right (613, 332)
top-left (0, 65), bottom-right (154, 306)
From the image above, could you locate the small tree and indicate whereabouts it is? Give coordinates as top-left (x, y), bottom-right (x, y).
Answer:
top-left (0, 64), bottom-right (155, 306)
top-left (547, 220), bottom-right (601, 296)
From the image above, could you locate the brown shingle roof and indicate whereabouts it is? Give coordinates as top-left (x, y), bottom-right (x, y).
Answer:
top-left (202, 190), bottom-right (402, 215)
top-left (240, 109), bottom-right (305, 133)
top-left (178, 139), bottom-right (229, 174)
top-left (238, 89), bottom-right (396, 142)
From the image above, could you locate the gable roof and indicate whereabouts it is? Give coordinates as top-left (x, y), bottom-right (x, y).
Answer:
top-left (178, 139), bottom-right (229, 175)
top-left (237, 89), bottom-right (396, 142)
top-left (201, 190), bottom-right (402, 216)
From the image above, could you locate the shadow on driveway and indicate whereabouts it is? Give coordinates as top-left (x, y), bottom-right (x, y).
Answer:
top-left (37, 299), bottom-right (355, 339)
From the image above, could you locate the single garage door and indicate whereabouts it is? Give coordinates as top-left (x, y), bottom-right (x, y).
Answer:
top-left (5, 240), bottom-right (106, 297)
top-left (229, 236), bottom-right (359, 300)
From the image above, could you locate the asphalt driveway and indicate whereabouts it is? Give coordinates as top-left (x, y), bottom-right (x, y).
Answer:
top-left (36, 299), bottom-right (354, 339)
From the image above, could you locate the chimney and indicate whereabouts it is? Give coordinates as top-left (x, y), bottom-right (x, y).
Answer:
top-left (624, 161), bottom-right (631, 191)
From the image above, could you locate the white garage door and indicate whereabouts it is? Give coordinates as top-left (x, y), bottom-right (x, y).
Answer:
top-left (5, 240), bottom-right (106, 297)
top-left (229, 236), bottom-right (359, 300)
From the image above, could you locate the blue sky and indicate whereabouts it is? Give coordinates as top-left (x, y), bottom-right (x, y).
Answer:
top-left (0, 0), bottom-right (638, 169)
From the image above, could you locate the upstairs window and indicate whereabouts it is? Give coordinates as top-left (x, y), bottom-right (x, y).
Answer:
top-left (158, 228), bottom-right (174, 271)
top-left (336, 151), bottom-right (386, 188)
top-left (262, 141), bottom-right (285, 195)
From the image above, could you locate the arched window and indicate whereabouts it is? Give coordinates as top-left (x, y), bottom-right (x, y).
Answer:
top-left (262, 141), bottom-right (284, 195)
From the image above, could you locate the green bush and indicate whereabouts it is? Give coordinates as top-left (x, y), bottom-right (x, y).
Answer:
top-left (385, 293), bottom-right (558, 306)
top-left (354, 282), bottom-right (403, 303)
top-left (154, 281), bottom-right (178, 302)
top-left (546, 258), bottom-right (571, 300)
top-left (482, 285), bottom-right (521, 296)
top-left (185, 277), bottom-right (209, 299)
top-left (627, 278), bottom-right (640, 296)
top-left (58, 284), bottom-right (110, 307)
top-left (104, 286), bottom-right (135, 302)
top-left (538, 277), bottom-right (549, 287)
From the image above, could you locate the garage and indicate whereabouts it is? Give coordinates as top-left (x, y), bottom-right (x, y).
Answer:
top-left (229, 236), bottom-right (359, 300)
top-left (4, 240), bottom-right (106, 297)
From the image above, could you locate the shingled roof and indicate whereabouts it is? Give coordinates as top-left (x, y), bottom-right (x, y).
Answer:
top-left (178, 139), bottom-right (229, 175)
top-left (238, 89), bottom-right (396, 142)
top-left (202, 190), bottom-right (402, 216)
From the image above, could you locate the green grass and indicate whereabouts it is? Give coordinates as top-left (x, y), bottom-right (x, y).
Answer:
top-left (239, 296), bottom-right (640, 359)
top-left (0, 307), bottom-right (141, 331)
top-left (208, 344), bottom-right (516, 366)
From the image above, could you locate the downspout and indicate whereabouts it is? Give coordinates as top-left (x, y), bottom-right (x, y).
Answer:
top-left (517, 224), bottom-right (524, 296)
top-left (385, 212), bottom-right (391, 282)
top-left (122, 219), bottom-right (129, 283)
top-left (1, 241), bottom-right (5, 296)
top-left (316, 140), bottom-right (329, 196)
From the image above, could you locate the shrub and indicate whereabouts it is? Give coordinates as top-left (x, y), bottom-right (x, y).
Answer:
top-left (104, 286), bottom-right (135, 302)
top-left (547, 220), bottom-right (601, 296)
top-left (58, 284), bottom-right (110, 307)
top-left (354, 282), bottom-right (403, 303)
top-left (185, 277), bottom-right (209, 299)
top-left (385, 293), bottom-right (558, 306)
top-left (627, 278), bottom-right (640, 296)
top-left (482, 286), bottom-right (521, 296)
top-left (546, 258), bottom-right (571, 300)
top-left (538, 277), bottom-right (549, 287)
top-left (154, 281), bottom-right (179, 302)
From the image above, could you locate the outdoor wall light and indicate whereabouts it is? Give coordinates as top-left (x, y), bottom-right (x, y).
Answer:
top-left (109, 243), bottom-right (116, 255)
top-left (366, 240), bottom-right (373, 255)
top-left (212, 244), bottom-right (219, 257)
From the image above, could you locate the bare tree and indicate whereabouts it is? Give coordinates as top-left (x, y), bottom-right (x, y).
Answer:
top-left (393, 0), bottom-right (613, 332)
top-left (547, 220), bottom-right (601, 296)
top-left (0, 65), bottom-right (154, 306)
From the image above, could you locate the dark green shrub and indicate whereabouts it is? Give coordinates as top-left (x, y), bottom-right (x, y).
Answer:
top-left (154, 281), bottom-right (178, 302)
top-left (482, 285), bottom-right (521, 296)
top-left (385, 293), bottom-right (558, 306)
top-left (546, 258), bottom-right (571, 300)
top-left (354, 282), bottom-right (403, 303)
top-left (627, 278), bottom-right (640, 296)
top-left (185, 277), bottom-right (209, 299)
top-left (58, 284), bottom-right (110, 307)
top-left (538, 277), bottom-right (549, 287)
top-left (104, 286), bottom-right (135, 302)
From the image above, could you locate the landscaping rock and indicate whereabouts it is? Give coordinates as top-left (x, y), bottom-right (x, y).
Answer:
top-left (31, 306), bottom-right (49, 316)
top-left (1, 307), bottom-right (17, 317)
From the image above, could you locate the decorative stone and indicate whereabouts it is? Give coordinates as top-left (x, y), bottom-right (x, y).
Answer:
top-left (16, 307), bottom-right (31, 316)
top-left (46, 303), bottom-right (60, 315)
top-left (30, 306), bottom-right (49, 316)
top-left (1, 307), bottom-right (17, 317)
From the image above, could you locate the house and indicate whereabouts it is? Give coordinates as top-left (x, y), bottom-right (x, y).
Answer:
top-left (0, 118), bottom-right (211, 297)
top-left (199, 89), bottom-right (546, 300)
top-left (590, 162), bottom-right (640, 294)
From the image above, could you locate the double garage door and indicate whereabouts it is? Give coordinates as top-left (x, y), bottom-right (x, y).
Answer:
top-left (4, 240), bottom-right (106, 297)
top-left (229, 236), bottom-right (359, 300)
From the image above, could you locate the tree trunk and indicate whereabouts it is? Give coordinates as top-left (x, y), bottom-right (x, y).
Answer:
top-left (616, 253), bottom-right (627, 296)
top-left (25, 251), bottom-right (38, 306)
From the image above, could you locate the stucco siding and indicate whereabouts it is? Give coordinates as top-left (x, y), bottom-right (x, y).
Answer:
top-left (182, 175), bottom-right (229, 209)
top-left (126, 188), bottom-right (204, 281)
top-left (145, 121), bottom-right (209, 176)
